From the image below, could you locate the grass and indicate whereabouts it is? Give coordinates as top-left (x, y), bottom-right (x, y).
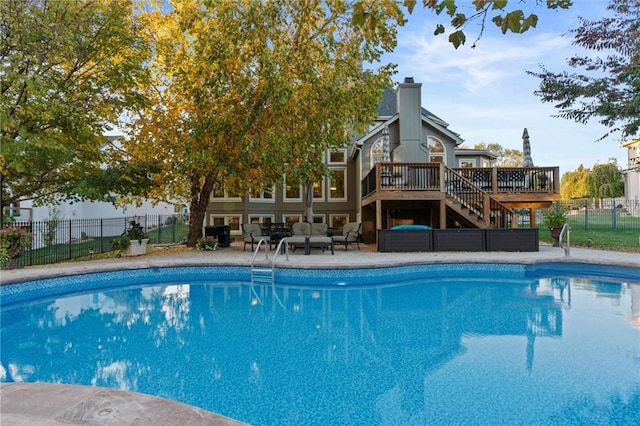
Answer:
top-left (16, 223), bottom-right (189, 267)
top-left (535, 210), bottom-right (640, 253)
top-left (538, 226), bottom-right (640, 253)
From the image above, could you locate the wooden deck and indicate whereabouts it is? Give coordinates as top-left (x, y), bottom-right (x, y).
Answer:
top-left (361, 163), bottom-right (561, 230)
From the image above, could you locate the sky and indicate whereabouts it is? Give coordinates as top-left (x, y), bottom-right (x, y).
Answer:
top-left (376, 0), bottom-right (628, 175)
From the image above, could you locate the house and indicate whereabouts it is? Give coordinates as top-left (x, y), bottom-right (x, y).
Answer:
top-left (205, 77), bottom-right (560, 246)
top-left (622, 137), bottom-right (639, 201)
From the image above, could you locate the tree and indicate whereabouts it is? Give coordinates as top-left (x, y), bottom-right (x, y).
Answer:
top-left (0, 0), bottom-right (150, 212)
top-left (527, 0), bottom-right (640, 141)
top-left (123, 0), bottom-right (401, 245)
top-left (472, 142), bottom-right (523, 166)
top-left (587, 160), bottom-right (624, 199)
top-left (560, 164), bottom-right (591, 199)
top-left (402, 0), bottom-right (572, 48)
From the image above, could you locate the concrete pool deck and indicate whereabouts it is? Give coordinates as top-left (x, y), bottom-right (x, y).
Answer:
top-left (1, 242), bottom-right (638, 425)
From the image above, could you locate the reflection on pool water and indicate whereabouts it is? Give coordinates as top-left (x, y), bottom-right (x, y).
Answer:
top-left (1, 264), bottom-right (639, 425)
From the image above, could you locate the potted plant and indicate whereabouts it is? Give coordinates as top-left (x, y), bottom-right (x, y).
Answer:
top-left (196, 236), bottom-right (218, 251)
top-left (0, 226), bottom-right (32, 269)
top-left (543, 211), bottom-right (567, 247)
top-left (117, 220), bottom-right (149, 256)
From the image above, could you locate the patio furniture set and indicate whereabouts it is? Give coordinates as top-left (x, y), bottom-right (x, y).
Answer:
top-left (242, 222), bottom-right (361, 255)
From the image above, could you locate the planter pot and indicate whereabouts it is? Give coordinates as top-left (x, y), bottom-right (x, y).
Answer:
top-left (127, 239), bottom-right (149, 256)
top-left (550, 227), bottom-right (563, 247)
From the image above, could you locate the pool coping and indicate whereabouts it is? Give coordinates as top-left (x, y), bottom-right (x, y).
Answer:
top-left (2, 242), bottom-right (638, 286)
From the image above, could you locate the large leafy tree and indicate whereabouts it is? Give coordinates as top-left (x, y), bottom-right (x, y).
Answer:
top-left (559, 161), bottom-right (624, 199)
top-left (472, 142), bottom-right (523, 166)
top-left (560, 165), bottom-right (591, 199)
top-left (0, 0), bottom-right (150, 211)
top-left (527, 0), bottom-right (640, 141)
top-left (123, 0), bottom-right (401, 245)
top-left (587, 161), bottom-right (624, 198)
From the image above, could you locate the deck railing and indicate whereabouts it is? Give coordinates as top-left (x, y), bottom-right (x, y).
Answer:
top-left (444, 167), bottom-right (517, 227)
top-left (362, 163), bottom-right (559, 197)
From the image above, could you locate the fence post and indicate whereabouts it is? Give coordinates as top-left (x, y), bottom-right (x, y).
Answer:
top-left (611, 202), bottom-right (617, 230)
top-left (68, 219), bottom-right (72, 260)
top-left (584, 201), bottom-right (588, 231)
top-left (172, 216), bottom-right (176, 242)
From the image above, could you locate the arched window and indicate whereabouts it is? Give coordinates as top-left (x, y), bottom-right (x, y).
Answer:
top-left (370, 136), bottom-right (385, 167)
top-left (427, 136), bottom-right (446, 163)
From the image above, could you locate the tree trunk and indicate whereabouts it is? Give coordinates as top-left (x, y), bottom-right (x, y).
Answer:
top-left (187, 173), bottom-right (215, 247)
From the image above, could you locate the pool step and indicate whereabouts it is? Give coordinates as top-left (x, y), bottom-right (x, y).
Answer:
top-left (251, 267), bottom-right (274, 284)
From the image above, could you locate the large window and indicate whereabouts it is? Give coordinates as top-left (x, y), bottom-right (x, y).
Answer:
top-left (459, 159), bottom-right (475, 168)
top-left (283, 214), bottom-right (302, 229)
top-left (248, 215), bottom-right (274, 225)
top-left (209, 214), bottom-right (241, 235)
top-left (427, 136), bottom-right (446, 163)
top-left (313, 181), bottom-right (324, 200)
top-left (370, 136), bottom-right (386, 166)
top-left (328, 168), bottom-right (346, 201)
top-left (330, 214), bottom-right (349, 229)
top-left (249, 186), bottom-right (274, 202)
top-left (284, 180), bottom-right (323, 202)
top-left (211, 186), bottom-right (242, 201)
top-left (284, 180), bottom-right (301, 201)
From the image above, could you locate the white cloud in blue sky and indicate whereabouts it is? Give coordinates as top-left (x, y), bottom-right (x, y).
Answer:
top-left (377, 0), bottom-right (628, 174)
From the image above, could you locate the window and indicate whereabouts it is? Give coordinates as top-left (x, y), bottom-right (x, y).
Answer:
top-left (283, 215), bottom-right (302, 229)
top-left (249, 186), bottom-right (275, 202)
top-left (459, 159), bottom-right (476, 168)
top-left (209, 214), bottom-right (241, 235)
top-left (211, 186), bottom-right (242, 201)
top-left (370, 137), bottom-right (386, 168)
top-left (311, 215), bottom-right (325, 224)
top-left (328, 168), bottom-right (346, 201)
top-left (313, 181), bottom-right (324, 200)
top-left (248, 215), bottom-right (274, 225)
top-left (284, 181), bottom-right (301, 201)
top-left (285, 180), bottom-right (323, 201)
top-left (427, 136), bottom-right (446, 163)
top-left (482, 159), bottom-right (492, 168)
top-left (327, 148), bottom-right (347, 164)
top-left (330, 214), bottom-right (349, 229)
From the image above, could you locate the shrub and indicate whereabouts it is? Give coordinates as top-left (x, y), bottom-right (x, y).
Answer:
top-left (196, 237), bottom-right (218, 251)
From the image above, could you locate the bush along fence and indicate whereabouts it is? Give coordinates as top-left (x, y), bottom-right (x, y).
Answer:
top-left (540, 198), bottom-right (640, 231)
top-left (4, 215), bottom-right (188, 268)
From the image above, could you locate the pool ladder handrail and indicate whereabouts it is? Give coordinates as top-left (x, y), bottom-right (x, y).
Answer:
top-left (558, 223), bottom-right (570, 257)
top-left (250, 237), bottom-right (290, 285)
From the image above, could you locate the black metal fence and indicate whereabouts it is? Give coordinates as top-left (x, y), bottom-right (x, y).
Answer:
top-left (539, 199), bottom-right (640, 231)
top-left (10, 214), bottom-right (188, 267)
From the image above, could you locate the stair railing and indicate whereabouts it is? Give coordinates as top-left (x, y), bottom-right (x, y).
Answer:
top-left (443, 166), bottom-right (517, 227)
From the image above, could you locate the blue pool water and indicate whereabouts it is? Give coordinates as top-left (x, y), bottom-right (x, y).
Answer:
top-left (1, 264), bottom-right (639, 425)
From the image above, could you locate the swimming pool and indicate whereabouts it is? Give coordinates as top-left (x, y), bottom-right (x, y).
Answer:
top-left (1, 263), bottom-right (639, 425)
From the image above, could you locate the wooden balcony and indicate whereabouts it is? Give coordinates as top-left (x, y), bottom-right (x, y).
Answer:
top-left (362, 163), bottom-right (560, 207)
top-left (361, 163), bottom-right (561, 231)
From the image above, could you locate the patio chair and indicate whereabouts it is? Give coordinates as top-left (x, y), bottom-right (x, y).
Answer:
top-left (287, 222), bottom-right (333, 254)
top-left (286, 222), bottom-right (311, 252)
top-left (242, 223), bottom-right (268, 251)
top-left (332, 222), bottom-right (361, 251)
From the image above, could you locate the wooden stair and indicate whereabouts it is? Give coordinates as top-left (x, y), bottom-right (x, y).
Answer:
top-left (443, 166), bottom-right (516, 228)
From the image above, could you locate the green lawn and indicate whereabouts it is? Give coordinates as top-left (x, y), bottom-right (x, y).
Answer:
top-left (18, 223), bottom-right (189, 266)
top-left (538, 226), bottom-right (640, 252)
